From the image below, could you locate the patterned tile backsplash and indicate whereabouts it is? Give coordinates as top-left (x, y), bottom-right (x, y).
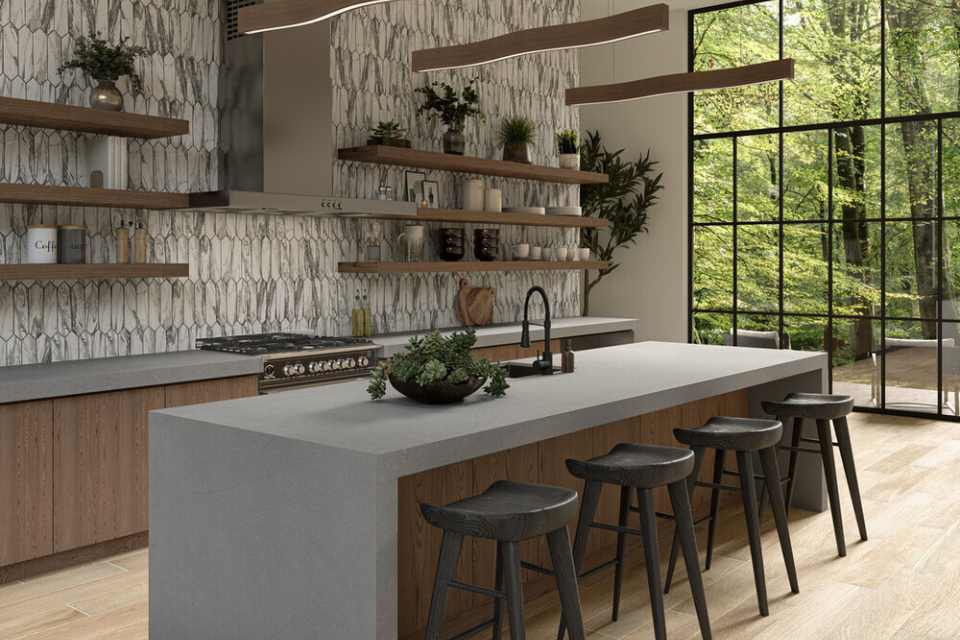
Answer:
top-left (0, 0), bottom-right (583, 366)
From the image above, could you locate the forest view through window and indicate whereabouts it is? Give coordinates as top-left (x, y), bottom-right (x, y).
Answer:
top-left (689, 0), bottom-right (960, 417)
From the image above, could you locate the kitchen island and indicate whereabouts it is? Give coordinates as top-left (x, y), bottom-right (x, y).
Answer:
top-left (149, 342), bottom-right (827, 640)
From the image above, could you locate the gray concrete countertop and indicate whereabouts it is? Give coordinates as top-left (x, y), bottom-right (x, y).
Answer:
top-left (376, 316), bottom-right (637, 356)
top-left (0, 350), bottom-right (263, 404)
top-left (154, 341), bottom-right (826, 479)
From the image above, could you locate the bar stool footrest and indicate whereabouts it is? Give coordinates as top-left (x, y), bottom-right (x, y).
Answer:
top-left (449, 580), bottom-right (506, 600)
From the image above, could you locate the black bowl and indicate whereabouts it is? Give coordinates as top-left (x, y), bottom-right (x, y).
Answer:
top-left (388, 374), bottom-right (485, 404)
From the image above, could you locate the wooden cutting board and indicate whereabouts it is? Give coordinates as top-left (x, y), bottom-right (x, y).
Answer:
top-left (457, 279), bottom-right (494, 327)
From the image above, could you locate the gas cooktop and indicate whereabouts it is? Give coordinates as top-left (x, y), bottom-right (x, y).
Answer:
top-left (196, 333), bottom-right (374, 356)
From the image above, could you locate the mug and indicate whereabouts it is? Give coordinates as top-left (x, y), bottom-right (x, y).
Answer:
top-left (543, 247), bottom-right (556, 261)
top-left (578, 247), bottom-right (591, 261)
top-left (530, 246), bottom-right (542, 260)
top-left (438, 228), bottom-right (465, 262)
top-left (556, 247), bottom-right (569, 261)
top-left (513, 243), bottom-right (530, 259)
top-left (567, 245), bottom-right (579, 261)
top-left (397, 224), bottom-right (425, 262)
top-left (474, 228), bottom-right (499, 261)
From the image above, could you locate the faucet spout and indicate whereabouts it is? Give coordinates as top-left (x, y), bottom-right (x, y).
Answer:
top-left (522, 286), bottom-right (553, 373)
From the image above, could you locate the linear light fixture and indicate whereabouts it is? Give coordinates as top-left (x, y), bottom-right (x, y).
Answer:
top-left (565, 59), bottom-right (795, 106)
top-left (411, 4), bottom-right (669, 73)
top-left (238, 0), bottom-right (392, 34)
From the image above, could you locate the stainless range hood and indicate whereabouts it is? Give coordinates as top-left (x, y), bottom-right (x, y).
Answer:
top-left (190, 5), bottom-right (414, 217)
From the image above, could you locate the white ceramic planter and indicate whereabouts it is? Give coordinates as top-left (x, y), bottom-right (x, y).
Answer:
top-left (559, 153), bottom-right (580, 170)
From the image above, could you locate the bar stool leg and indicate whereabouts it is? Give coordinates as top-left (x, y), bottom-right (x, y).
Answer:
top-left (736, 451), bottom-right (769, 617)
top-left (816, 418), bottom-right (847, 557)
top-left (502, 541), bottom-right (526, 640)
top-left (557, 480), bottom-right (601, 640)
top-left (834, 417), bottom-right (868, 542)
top-left (424, 530), bottom-right (464, 640)
top-left (547, 527), bottom-right (586, 640)
top-left (493, 542), bottom-right (504, 640)
top-left (637, 488), bottom-right (667, 640)
top-left (758, 446), bottom-right (799, 594)
top-left (665, 446), bottom-right (705, 594)
top-left (612, 486), bottom-right (631, 621)
top-left (783, 417), bottom-right (804, 514)
top-left (667, 480), bottom-right (713, 640)
top-left (705, 448), bottom-right (727, 571)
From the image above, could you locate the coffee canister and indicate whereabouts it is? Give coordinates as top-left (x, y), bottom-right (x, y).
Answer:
top-left (26, 224), bottom-right (58, 264)
top-left (58, 225), bottom-right (87, 264)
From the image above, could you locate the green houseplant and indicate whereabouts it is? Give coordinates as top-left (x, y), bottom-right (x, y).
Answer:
top-left (367, 121), bottom-right (411, 148)
top-left (557, 129), bottom-right (579, 170)
top-left (498, 116), bottom-right (536, 164)
top-left (415, 78), bottom-right (483, 155)
top-left (368, 330), bottom-right (508, 404)
top-left (579, 130), bottom-right (664, 315)
top-left (58, 33), bottom-right (147, 111)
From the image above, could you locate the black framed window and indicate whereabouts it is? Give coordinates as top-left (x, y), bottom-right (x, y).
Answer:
top-left (688, 0), bottom-right (960, 420)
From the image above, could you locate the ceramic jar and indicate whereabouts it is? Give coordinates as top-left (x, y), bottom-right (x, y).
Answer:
top-left (27, 225), bottom-right (58, 263)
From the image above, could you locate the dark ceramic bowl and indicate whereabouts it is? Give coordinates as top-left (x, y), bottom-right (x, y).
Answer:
top-left (389, 374), bottom-right (485, 404)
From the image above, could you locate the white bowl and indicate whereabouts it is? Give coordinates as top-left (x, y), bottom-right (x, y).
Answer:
top-left (503, 206), bottom-right (546, 215)
top-left (545, 206), bottom-right (582, 217)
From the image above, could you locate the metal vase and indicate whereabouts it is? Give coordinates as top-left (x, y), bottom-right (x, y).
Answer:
top-left (90, 80), bottom-right (123, 111)
top-left (443, 128), bottom-right (465, 155)
top-left (503, 142), bottom-right (531, 164)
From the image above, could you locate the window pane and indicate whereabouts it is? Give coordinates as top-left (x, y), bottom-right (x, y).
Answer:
top-left (943, 121), bottom-right (960, 218)
top-left (833, 222), bottom-right (881, 317)
top-left (693, 1), bottom-right (780, 134)
top-left (738, 135), bottom-right (780, 222)
top-left (783, 223), bottom-right (829, 314)
top-left (736, 314), bottom-right (782, 346)
top-left (693, 225), bottom-right (734, 310)
top-left (783, 0), bottom-right (881, 126)
top-left (943, 219), bottom-right (960, 321)
top-left (693, 138), bottom-right (734, 223)
top-left (885, 122), bottom-right (938, 220)
top-left (783, 130), bottom-right (828, 222)
top-left (784, 315), bottom-right (828, 352)
top-left (832, 125), bottom-right (882, 221)
top-left (944, 323), bottom-right (960, 416)
top-left (832, 317), bottom-right (879, 406)
top-left (885, 220), bottom-right (938, 321)
top-left (738, 224), bottom-right (780, 312)
top-left (884, 320), bottom-right (941, 413)
top-left (885, 0), bottom-right (960, 118)
top-left (693, 313), bottom-right (732, 345)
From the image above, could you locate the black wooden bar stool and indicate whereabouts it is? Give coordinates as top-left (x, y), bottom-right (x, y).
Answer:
top-left (420, 480), bottom-right (586, 640)
top-left (663, 417), bottom-right (799, 617)
top-left (557, 443), bottom-right (712, 640)
top-left (761, 392), bottom-right (867, 557)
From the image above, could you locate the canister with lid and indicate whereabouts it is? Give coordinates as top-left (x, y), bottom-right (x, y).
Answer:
top-left (58, 225), bottom-right (86, 264)
top-left (26, 225), bottom-right (58, 264)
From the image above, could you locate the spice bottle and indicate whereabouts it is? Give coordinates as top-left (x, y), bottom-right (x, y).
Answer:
top-left (561, 339), bottom-right (575, 374)
top-left (362, 289), bottom-right (373, 337)
top-left (132, 222), bottom-right (148, 263)
top-left (351, 292), bottom-right (363, 337)
top-left (116, 222), bottom-right (130, 263)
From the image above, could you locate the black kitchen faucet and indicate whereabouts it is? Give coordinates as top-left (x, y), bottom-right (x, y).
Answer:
top-left (520, 285), bottom-right (553, 374)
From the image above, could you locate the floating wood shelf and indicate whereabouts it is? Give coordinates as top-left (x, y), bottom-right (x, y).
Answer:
top-left (338, 260), bottom-right (608, 274)
top-left (382, 208), bottom-right (608, 229)
top-left (413, 4), bottom-right (668, 72)
top-left (566, 59), bottom-right (795, 106)
top-left (239, 0), bottom-right (392, 33)
top-left (0, 184), bottom-right (191, 210)
top-left (0, 263), bottom-right (190, 281)
top-left (338, 146), bottom-right (609, 185)
top-left (0, 96), bottom-right (189, 138)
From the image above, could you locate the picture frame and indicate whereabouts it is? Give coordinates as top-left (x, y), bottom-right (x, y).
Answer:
top-left (404, 170), bottom-right (426, 202)
top-left (422, 180), bottom-right (439, 209)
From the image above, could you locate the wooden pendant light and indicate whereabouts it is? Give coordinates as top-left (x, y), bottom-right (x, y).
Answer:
top-left (565, 59), bottom-right (795, 106)
top-left (412, 4), bottom-right (669, 72)
top-left (238, 0), bottom-right (392, 34)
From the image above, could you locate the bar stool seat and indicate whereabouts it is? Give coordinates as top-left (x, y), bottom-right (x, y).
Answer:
top-left (422, 480), bottom-right (578, 542)
top-left (566, 443), bottom-right (693, 488)
top-left (673, 416), bottom-right (783, 450)
top-left (761, 392), bottom-right (855, 420)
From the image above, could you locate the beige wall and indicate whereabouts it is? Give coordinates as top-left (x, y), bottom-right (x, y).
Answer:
top-left (579, 5), bottom-right (689, 342)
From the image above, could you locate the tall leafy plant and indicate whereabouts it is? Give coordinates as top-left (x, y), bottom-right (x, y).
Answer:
top-left (415, 78), bottom-right (483, 131)
top-left (579, 130), bottom-right (663, 315)
top-left (58, 33), bottom-right (147, 90)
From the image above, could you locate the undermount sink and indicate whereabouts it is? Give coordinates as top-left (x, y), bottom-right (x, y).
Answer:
top-left (504, 362), bottom-right (562, 378)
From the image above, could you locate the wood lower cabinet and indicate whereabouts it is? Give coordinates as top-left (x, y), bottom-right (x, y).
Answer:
top-left (53, 387), bottom-right (164, 552)
top-left (0, 400), bottom-right (54, 566)
top-left (164, 376), bottom-right (259, 408)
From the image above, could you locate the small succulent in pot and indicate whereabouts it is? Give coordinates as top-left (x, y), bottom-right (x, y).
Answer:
top-left (557, 129), bottom-right (580, 170)
top-left (58, 32), bottom-right (147, 111)
top-left (416, 78), bottom-right (484, 155)
top-left (368, 330), bottom-right (508, 403)
top-left (498, 116), bottom-right (536, 164)
top-left (367, 120), bottom-right (411, 148)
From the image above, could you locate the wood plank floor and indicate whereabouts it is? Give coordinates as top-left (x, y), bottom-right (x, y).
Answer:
top-left (2, 412), bottom-right (960, 639)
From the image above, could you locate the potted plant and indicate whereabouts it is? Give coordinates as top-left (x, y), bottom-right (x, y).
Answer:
top-left (557, 129), bottom-right (580, 170)
top-left (367, 121), bottom-right (411, 148)
top-left (368, 330), bottom-right (508, 404)
top-left (498, 116), bottom-right (536, 164)
top-left (415, 78), bottom-right (483, 155)
top-left (58, 33), bottom-right (147, 111)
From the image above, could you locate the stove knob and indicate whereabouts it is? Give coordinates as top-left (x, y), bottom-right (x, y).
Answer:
top-left (358, 356), bottom-right (370, 367)
top-left (264, 363), bottom-right (276, 378)
top-left (331, 359), bottom-right (342, 370)
top-left (308, 361), bottom-right (322, 374)
top-left (283, 364), bottom-right (296, 377)
top-left (345, 358), bottom-right (356, 369)
top-left (322, 360), bottom-right (333, 371)
top-left (294, 363), bottom-right (306, 375)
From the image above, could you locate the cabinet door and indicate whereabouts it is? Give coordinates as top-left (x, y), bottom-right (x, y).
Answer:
top-left (53, 387), bottom-right (164, 552)
top-left (164, 375), bottom-right (258, 408)
top-left (0, 400), bottom-right (53, 565)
